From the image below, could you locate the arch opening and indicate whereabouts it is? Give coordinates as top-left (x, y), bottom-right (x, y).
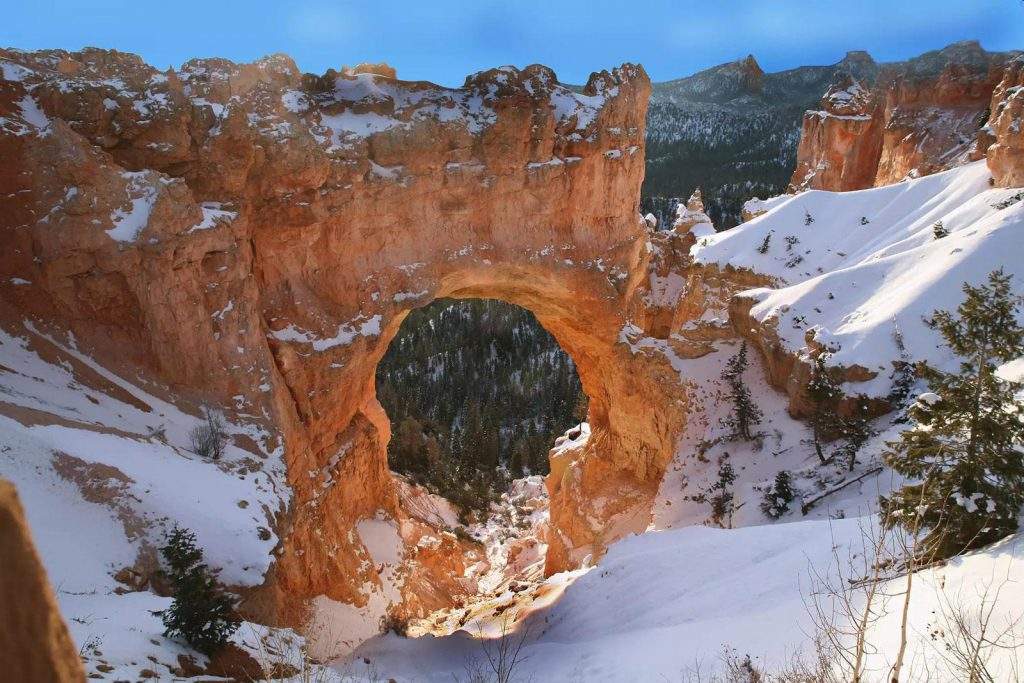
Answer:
top-left (375, 297), bottom-right (588, 526)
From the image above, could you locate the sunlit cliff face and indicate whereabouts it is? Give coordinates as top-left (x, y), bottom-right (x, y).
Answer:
top-left (0, 49), bottom-right (706, 649)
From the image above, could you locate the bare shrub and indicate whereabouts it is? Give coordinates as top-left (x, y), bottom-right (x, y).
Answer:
top-left (801, 516), bottom-right (895, 682)
top-left (926, 574), bottom-right (1024, 682)
top-left (246, 624), bottom-right (387, 682)
top-left (190, 407), bottom-right (226, 459)
top-left (460, 611), bottom-right (531, 683)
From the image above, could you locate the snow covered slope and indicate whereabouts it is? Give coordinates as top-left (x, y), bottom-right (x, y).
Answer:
top-left (0, 318), bottom-right (292, 678)
top-left (348, 517), bottom-right (1024, 681)
top-left (695, 161), bottom-right (1024, 396)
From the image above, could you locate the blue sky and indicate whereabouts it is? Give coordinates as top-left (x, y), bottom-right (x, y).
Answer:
top-left (3, 1), bottom-right (1022, 85)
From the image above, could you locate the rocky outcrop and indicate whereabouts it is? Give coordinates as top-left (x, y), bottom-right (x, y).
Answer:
top-left (790, 75), bottom-right (884, 191)
top-left (0, 479), bottom-right (85, 683)
top-left (986, 55), bottom-right (1024, 187)
top-left (672, 188), bottom-right (714, 236)
top-left (790, 41), bottom-right (1019, 191)
top-left (0, 48), bottom-right (699, 652)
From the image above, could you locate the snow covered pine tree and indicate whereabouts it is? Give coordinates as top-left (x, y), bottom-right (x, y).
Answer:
top-left (722, 341), bottom-right (763, 441)
top-left (882, 270), bottom-right (1024, 559)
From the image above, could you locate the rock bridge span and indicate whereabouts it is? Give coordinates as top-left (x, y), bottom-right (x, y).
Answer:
top-left (0, 48), bottom-right (699, 641)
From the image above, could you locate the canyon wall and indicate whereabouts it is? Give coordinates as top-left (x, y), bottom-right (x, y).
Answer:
top-left (985, 55), bottom-right (1024, 188)
top-left (0, 48), bottom-right (694, 648)
top-left (791, 41), bottom-right (1019, 192)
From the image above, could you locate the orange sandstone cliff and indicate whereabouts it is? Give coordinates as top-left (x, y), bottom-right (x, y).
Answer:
top-left (0, 47), bottom-right (699, 650)
top-left (791, 41), bottom-right (1020, 191)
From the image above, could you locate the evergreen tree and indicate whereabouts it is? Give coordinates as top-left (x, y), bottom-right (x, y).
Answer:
top-left (703, 455), bottom-right (737, 528)
top-left (722, 342), bottom-right (763, 441)
top-left (805, 352), bottom-right (842, 464)
top-left (572, 391), bottom-right (589, 423)
top-left (836, 396), bottom-right (875, 471)
top-left (509, 438), bottom-right (527, 476)
top-left (881, 270), bottom-right (1024, 559)
top-left (760, 470), bottom-right (795, 519)
top-left (160, 528), bottom-right (238, 655)
top-left (932, 220), bottom-right (949, 239)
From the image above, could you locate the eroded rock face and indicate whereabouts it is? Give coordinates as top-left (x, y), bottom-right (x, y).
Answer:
top-left (0, 48), bottom-right (693, 649)
top-left (790, 75), bottom-right (884, 192)
top-left (791, 42), bottom-right (1019, 191)
top-left (986, 55), bottom-right (1024, 188)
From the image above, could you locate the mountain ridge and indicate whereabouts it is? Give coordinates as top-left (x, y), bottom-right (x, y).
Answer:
top-left (643, 39), bottom-right (1020, 228)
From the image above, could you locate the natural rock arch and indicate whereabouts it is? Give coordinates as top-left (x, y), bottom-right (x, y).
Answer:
top-left (0, 48), bottom-right (695, 639)
top-left (255, 146), bottom-right (692, 628)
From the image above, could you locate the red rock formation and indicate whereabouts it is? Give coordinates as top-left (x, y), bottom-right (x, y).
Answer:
top-left (986, 55), bottom-right (1024, 187)
top-left (0, 479), bottom-right (86, 683)
top-left (791, 42), bottom-right (1019, 192)
top-left (0, 48), bottom-right (694, 650)
top-left (790, 75), bottom-right (884, 191)
top-left (672, 188), bottom-right (714, 235)
top-left (874, 60), bottom-right (1005, 185)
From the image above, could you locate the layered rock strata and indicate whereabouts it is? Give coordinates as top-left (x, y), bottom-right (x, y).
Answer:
top-left (0, 48), bottom-right (694, 647)
top-left (791, 41), bottom-right (1019, 191)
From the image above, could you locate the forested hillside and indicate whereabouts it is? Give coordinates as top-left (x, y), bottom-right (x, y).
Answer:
top-left (376, 299), bottom-right (585, 514)
top-left (643, 50), bottom-right (879, 228)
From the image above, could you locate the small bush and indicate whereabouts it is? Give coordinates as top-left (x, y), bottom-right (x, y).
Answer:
top-left (804, 210), bottom-right (814, 226)
top-left (992, 190), bottom-right (1023, 210)
top-left (190, 408), bottom-right (226, 459)
top-left (160, 527), bottom-right (238, 655)
top-left (756, 232), bottom-right (772, 254)
top-left (932, 220), bottom-right (949, 239)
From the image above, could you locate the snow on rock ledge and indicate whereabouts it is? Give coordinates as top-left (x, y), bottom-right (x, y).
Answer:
top-left (694, 161), bottom-right (1024, 401)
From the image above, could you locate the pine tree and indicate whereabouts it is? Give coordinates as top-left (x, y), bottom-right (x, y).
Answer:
top-left (572, 391), bottom-right (589, 423)
top-left (722, 342), bottom-right (763, 441)
top-left (881, 270), bottom-right (1024, 559)
top-left (805, 352), bottom-right (842, 464)
top-left (886, 324), bottom-right (917, 412)
top-left (160, 528), bottom-right (238, 655)
top-left (760, 470), bottom-right (795, 519)
top-left (704, 455), bottom-right (737, 528)
top-left (836, 396), bottom-right (875, 471)
top-left (509, 438), bottom-right (527, 476)
top-left (932, 220), bottom-right (949, 239)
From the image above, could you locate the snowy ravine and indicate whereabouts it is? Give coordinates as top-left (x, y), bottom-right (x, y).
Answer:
top-left (348, 520), bottom-right (1024, 681)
